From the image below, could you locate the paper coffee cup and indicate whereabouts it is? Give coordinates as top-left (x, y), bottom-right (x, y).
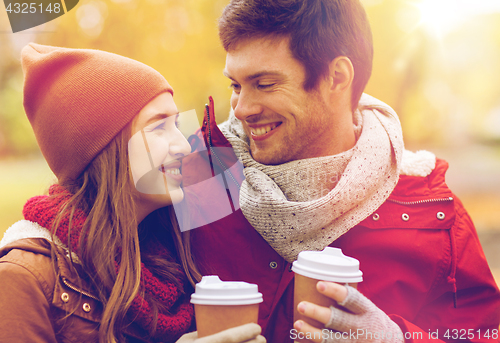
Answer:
top-left (190, 275), bottom-right (263, 337)
top-left (292, 247), bottom-right (363, 332)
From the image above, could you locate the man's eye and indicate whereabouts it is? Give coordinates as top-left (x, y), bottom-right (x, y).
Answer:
top-left (230, 83), bottom-right (241, 91)
top-left (258, 83), bottom-right (275, 89)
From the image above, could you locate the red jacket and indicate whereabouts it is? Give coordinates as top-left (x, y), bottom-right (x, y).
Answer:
top-left (183, 98), bottom-right (500, 342)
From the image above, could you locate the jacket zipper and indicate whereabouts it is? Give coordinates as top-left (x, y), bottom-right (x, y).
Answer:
top-left (61, 277), bottom-right (100, 301)
top-left (387, 197), bottom-right (454, 206)
top-left (205, 104), bottom-right (240, 188)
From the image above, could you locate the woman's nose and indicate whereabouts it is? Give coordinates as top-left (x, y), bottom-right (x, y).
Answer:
top-left (170, 129), bottom-right (191, 157)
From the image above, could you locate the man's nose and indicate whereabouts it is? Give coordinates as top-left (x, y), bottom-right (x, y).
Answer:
top-left (232, 89), bottom-right (263, 121)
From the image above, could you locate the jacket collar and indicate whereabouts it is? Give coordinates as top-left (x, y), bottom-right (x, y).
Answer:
top-left (0, 221), bottom-right (102, 322)
top-left (201, 96), bottom-right (232, 150)
top-left (0, 221), bottom-right (150, 341)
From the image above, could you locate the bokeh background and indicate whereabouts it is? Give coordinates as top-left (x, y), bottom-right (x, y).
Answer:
top-left (1, 0), bottom-right (499, 287)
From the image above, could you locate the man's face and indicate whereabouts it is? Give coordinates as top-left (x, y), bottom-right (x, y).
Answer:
top-left (224, 36), bottom-right (338, 165)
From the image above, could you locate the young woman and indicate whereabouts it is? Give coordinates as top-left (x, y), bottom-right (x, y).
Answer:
top-left (0, 44), bottom-right (264, 343)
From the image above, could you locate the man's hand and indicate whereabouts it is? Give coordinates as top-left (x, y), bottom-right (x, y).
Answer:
top-left (176, 323), bottom-right (266, 343)
top-left (293, 282), bottom-right (404, 343)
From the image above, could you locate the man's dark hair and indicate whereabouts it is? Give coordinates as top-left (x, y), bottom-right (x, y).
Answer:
top-left (219, 0), bottom-right (373, 110)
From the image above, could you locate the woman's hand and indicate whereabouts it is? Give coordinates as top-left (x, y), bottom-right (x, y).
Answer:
top-left (293, 282), bottom-right (404, 343)
top-left (176, 323), bottom-right (266, 343)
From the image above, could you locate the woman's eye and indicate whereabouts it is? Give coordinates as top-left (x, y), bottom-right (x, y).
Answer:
top-left (152, 121), bottom-right (166, 131)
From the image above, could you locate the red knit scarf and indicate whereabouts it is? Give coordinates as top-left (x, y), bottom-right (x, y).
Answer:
top-left (23, 185), bottom-right (193, 342)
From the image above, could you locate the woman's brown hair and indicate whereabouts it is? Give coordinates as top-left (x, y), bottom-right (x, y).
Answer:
top-left (52, 125), bottom-right (200, 342)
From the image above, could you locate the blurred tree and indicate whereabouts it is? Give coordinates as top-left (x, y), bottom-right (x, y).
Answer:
top-left (49, 0), bottom-right (232, 128)
top-left (2, 0), bottom-right (500, 157)
top-left (364, 0), bottom-right (500, 147)
top-left (0, 0), bottom-right (232, 157)
top-left (0, 72), bottom-right (39, 155)
top-left (0, 10), bottom-right (40, 157)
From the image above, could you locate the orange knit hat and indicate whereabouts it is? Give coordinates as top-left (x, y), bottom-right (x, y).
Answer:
top-left (21, 43), bottom-right (173, 182)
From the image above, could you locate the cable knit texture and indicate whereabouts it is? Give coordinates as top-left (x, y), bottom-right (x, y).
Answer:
top-left (22, 184), bottom-right (193, 342)
top-left (322, 286), bottom-right (404, 343)
top-left (219, 94), bottom-right (404, 262)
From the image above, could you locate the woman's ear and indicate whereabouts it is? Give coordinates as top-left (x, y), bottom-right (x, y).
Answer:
top-left (328, 56), bottom-right (354, 93)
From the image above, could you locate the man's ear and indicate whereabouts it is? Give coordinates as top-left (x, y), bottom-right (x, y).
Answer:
top-left (328, 56), bottom-right (354, 93)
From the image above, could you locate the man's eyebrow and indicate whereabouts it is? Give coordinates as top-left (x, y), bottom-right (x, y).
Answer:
top-left (223, 69), bottom-right (233, 80)
top-left (223, 70), bottom-right (284, 82)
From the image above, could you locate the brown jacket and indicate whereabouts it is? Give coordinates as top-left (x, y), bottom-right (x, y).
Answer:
top-left (0, 221), bottom-right (148, 342)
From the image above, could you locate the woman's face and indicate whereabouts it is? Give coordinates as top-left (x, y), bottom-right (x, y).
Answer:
top-left (128, 91), bottom-right (191, 218)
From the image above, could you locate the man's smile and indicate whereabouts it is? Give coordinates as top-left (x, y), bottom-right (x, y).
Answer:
top-left (248, 122), bottom-right (282, 139)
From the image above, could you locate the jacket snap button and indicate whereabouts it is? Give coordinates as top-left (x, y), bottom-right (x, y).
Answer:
top-left (372, 213), bottom-right (380, 221)
top-left (269, 261), bottom-right (278, 269)
top-left (401, 213), bottom-right (410, 221)
top-left (83, 303), bottom-right (91, 313)
top-left (437, 212), bottom-right (446, 220)
top-left (61, 293), bottom-right (69, 303)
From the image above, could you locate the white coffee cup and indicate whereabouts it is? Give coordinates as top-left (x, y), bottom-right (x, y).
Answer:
top-left (292, 247), bottom-right (363, 334)
top-left (190, 275), bottom-right (263, 337)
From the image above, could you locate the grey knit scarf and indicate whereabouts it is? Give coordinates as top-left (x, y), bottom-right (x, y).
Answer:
top-left (220, 94), bottom-right (404, 262)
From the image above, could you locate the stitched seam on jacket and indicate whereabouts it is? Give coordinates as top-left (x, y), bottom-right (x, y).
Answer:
top-left (426, 209), bottom-right (455, 298)
top-left (0, 255), bottom-right (54, 304)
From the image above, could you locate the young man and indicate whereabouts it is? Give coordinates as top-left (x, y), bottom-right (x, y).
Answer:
top-left (182, 0), bottom-right (500, 342)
